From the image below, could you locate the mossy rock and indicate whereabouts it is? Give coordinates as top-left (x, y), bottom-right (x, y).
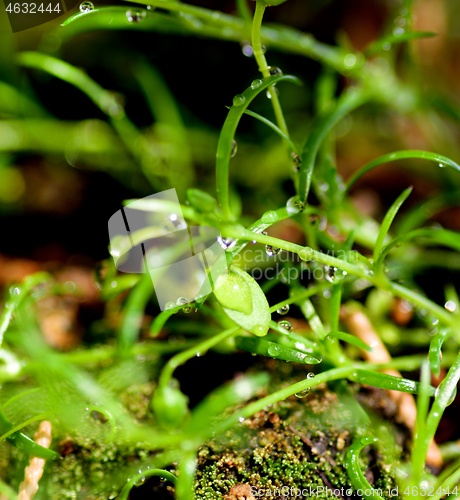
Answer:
top-left (194, 381), bottom-right (403, 500)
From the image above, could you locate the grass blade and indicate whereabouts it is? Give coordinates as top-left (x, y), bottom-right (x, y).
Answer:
top-left (299, 87), bottom-right (366, 204)
top-left (346, 150), bottom-right (460, 193)
top-left (215, 74), bottom-right (302, 220)
top-left (373, 186), bottom-right (413, 266)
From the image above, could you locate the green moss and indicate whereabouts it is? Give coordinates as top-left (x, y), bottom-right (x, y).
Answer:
top-left (195, 384), bottom-right (402, 500)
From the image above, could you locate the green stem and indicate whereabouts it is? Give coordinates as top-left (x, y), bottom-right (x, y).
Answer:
top-left (221, 225), bottom-right (457, 328)
top-left (251, 1), bottom-right (289, 138)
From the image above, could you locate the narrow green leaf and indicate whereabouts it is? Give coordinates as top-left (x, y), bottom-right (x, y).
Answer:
top-left (366, 31), bottom-right (436, 56)
top-left (217, 266), bottom-right (271, 336)
top-left (243, 108), bottom-right (299, 153)
top-left (299, 87), bottom-right (366, 204)
top-left (235, 336), bottom-right (322, 364)
top-left (345, 437), bottom-right (384, 500)
top-left (348, 369), bottom-right (436, 395)
top-left (329, 331), bottom-right (372, 352)
top-left (376, 227), bottom-right (460, 269)
top-left (429, 329), bottom-right (450, 378)
top-left (216, 74), bottom-right (302, 220)
top-left (373, 186), bottom-right (413, 265)
top-left (346, 150), bottom-right (460, 193)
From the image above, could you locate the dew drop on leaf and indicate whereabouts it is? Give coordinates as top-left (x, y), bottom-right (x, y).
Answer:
top-left (217, 235), bottom-right (237, 251)
top-left (268, 66), bottom-right (282, 76)
top-left (79, 1), bottom-right (94, 13)
top-left (295, 388), bottom-right (310, 398)
top-left (266, 87), bottom-right (279, 99)
top-left (230, 139), bottom-right (238, 158)
top-left (241, 42), bottom-right (253, 57)
top-left (325, 266), bottom-right (336, 283)
top-left (286, 196), bottom-right (304, 216)
top-left (277, 304), bottom-right (290, 315)
top-left (291, 152), bottom-right (302, 171)
top-left (251, 79), bottom-right (263, 90)
top-left (278, 320), bottom-right (292, 332)
top-left (233, 94), bottom-right (246, 106)
top-left (266, 245), bottom-right (281, 257)
top-left (126, 9), bottom-right (146, 22)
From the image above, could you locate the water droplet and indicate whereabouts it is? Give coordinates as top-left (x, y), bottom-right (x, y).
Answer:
top-left (323, 290), bottom-right (331, 299)
top-left (146, 5), bottom-right (155, 10)
top-left (261, 210), bottom-right (278, 224)
top-left (307, 372), bottom-right (315, 379)
top-left (176, 297), bottom-right (192, 314)
top-left (291, 152), bottom-right (302, 171)
top-left (438, 163), bottom-right (446, 168)
top-left (382, 43), bottom-right (391, 51)
top-left (277, 304), bottom-right (290, 315)
top-left (266, 87), bottom-right (279, 100)
top-left (266, 245), bottom-right (281, 257)
top-left (261, 231), bottom-right (267, 236)
top-left (278, 320), bottom-right (292, 332)
top-left (134, 476), bottom-right (146, 486)
top-left (295, 388), bottom-right (310, 398)
top-left (233, 94), bottom-right (246, 107)
top-left (326, 335), bottom-right (333, 341)
top-left (230, 139), bottom-right (238, 158)
top-left (241, 42), bottom-right (253, 57)
top-left (267, 344), bottom-right (281, 356)
top-left (286, 196), bottom-right (304, 216)
top-left (250, 79), bottom-right (263, 90)
top-left (298, 248), bottom-right (313, 262)
top-left (366, 269), bottom-right (374, 278)
top-left (344, 53), bottom-right (357, 68)
top-left (325, 266), bottom-right (337, 283)
top-left (217, 235), bottom-right (237, 251)
top-left (165, 213), bottom-right (187, 231)
top-left (268, 66), bottom-right (282, 76)
top-left (126, 9), bottom-right (146, 22)
top-left (79, 1), bottom-right (94, 13)
top-left (165, 301), bottom-right (175, 310)
top-left (393, 27), bottom-right (404, 36)
top-left (9, 286), bottom-right (21, 296)
top-left (435, 385), bottom-right (457, 406)
top-left (445, 300), bottom-right (457, 312)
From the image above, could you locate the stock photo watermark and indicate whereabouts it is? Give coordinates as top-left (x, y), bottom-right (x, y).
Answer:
top-left (108, 189), bottom-right (358, 310)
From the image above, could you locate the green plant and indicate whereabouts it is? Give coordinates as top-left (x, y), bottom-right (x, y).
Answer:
top-left (1, 0), bottom-right (460, 499)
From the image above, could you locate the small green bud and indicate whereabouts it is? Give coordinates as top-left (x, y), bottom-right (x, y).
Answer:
top-left (152, 379), bottom-right (190, 430)
top-left (186, 188), bottom-right (217, 213)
